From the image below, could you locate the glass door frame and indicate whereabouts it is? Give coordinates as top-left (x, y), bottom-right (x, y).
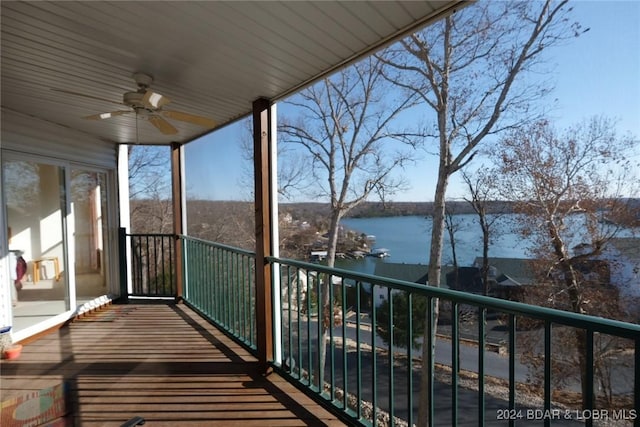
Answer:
top-left (1, 150), bottom-right (117, 338)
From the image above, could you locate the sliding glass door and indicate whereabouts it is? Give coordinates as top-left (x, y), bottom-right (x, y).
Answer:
top-left (3, 157), bottom-right (112, 333)
top-left (71, 169), bottom-right (109, 303)
top-left (4, 159), bottom-right (69, 331)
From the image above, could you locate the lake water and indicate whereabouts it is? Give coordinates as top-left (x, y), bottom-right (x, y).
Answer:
top-left (337, 214), bottom-right (531, 275)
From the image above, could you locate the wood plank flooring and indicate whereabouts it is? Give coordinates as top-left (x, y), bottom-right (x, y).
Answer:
top-left (1, 303), bottom-right (346, 426)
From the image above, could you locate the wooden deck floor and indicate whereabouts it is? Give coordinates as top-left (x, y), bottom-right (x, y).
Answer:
top-left (1, 303), bottom-right (346, 426)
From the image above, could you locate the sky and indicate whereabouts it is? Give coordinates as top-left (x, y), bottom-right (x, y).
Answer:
top-left (184, 0), bottom-right (640, 203)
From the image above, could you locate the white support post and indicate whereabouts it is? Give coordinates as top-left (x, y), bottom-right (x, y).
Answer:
top-left (117, 145), bottom-right (133, 296)
top-left (271, 103), bottom-right (282, 365)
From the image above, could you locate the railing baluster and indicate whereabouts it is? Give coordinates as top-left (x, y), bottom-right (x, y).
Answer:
top-left (160, 236), bottom-right (165, 294)
top-left (208, 244), bottom-right (214, 318)
top-left (452, 302), bottom-right (459, 426)
top-left (287, 265), bottom-right (293, 373)
top-left (388, 287), bottom-right (394, 427)
top-left (357, 281), bottom-right (363, 421)
top-left (250, 256), bottom-right (255, 347)
top-left (544, 320), bottom-right (552, 427)
top-left (235, 252), bottom-right (240, 335)
top-left (202, 242), bottom-right (206, 310)
top-left (509, 313), bottom-right (516, 427)
top-left (329, 275), bottom-right (335, 401)
top-left (169, 235), bottom-right (175, 294)
top-left (586, 329), bottom-right (594, 427)
top-left (152, 236), bottom-right (157, 294)
top-left (307, 269), bottom-right (312, 387)
top-left (214, 247), bottom-right (223, 324)
top-left (216, 246), bottom-right (221, 324)
top-left (406, 292), bottom-right (413, 427)
top-left (341, 278), bottom-right (348, 411)
top-left (371, 292), bottom-right (378, 426)
top-left (478, 307), bottom-right (486, 427)
top-left (240, 254), bottom-right (245, 341)
top-left (297, 267), bottom-right (303, 381)
top-left (427, 296), bottom-right (435, 425)
top-left (317, 272), bottom-right (323, 392)
top-left (135, 236), bottom-right (142, 294)
top-left (635, 338), bottom-right (640, 427)
top-left (145, 235), bottom-right (150, 294)
top-left (224, 247), bottom-right (230, 327)
top-left (223, 249), bottom-right (229, 328)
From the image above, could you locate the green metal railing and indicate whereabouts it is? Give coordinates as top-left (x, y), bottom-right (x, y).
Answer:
top-left (126, 233), bottom-right (639, 426)
top-left (268, 256), bottom-right (640, 427)
top-left (181, 236), bottom-right (257, 349)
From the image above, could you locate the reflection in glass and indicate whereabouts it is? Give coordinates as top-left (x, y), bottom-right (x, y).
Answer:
top-left (71, 170), bottom-right (108, 301)
top-left (3, 160), bottom-right (69, 332)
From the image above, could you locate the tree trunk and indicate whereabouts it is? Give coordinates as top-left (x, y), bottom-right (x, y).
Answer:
top-left (480, 216), bottom-right (490, 296)
top-left (548, 222), bottom-right (591, 409)
top-left (417, 168), bottom-right (449, 427)
top-left (313, 211), bottom-right (341, 389)
top-left (446, 212), bottom-right (459, 287)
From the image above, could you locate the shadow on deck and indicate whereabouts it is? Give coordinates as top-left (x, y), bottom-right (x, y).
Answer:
top-left (1, 303), bottom-right (345, 426)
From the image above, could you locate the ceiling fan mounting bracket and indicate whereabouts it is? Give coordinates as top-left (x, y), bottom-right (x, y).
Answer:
top-left (132, 72), bottom-right (153, 89)
top-left (123, 91), bottom-right (146, 109)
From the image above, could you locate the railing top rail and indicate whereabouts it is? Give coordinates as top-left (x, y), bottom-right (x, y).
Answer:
top-left (126, 232), bottom-right (175, 238)
top-left (268, 255), bottom-right (640, 339)
top-left (180, 235), bottom-right (256, 257)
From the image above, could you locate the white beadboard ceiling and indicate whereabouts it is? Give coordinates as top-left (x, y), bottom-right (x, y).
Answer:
top-left (1, 1), bottom-right (466, 146)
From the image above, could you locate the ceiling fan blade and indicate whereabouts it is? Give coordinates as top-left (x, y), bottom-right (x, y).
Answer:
top-left (142, 90), bottom-right (171, 109)
top-left (52, 88), bottom-right (124, 105)
top-left (84, 110), bottom-right (131, 120)
top-left (162, 110), bottom-right (216, 128)
top-left (148, 115), bottom-right (178, 135)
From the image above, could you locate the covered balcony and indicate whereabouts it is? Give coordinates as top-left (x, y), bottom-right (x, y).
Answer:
top-left (3, 233), bottom-right (639, 425)
top-left (2, 1), bottom-right (639, 426)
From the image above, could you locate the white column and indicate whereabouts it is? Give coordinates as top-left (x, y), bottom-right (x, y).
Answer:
top-left (117, 145), bottom-right (133, 295)
top-left (271, 103), bottom-right (282, 365)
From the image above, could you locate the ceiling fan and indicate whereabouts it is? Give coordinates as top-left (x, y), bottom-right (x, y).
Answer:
top-left (61, 73), bottom-right (216, 135)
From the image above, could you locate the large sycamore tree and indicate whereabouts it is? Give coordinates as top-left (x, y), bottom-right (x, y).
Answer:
top-left (377, 2), bottom-right (582, 423)
top-left (495, 117), bottom-right (638, 408)
top-left (279, 55), bottom-right (420, 385)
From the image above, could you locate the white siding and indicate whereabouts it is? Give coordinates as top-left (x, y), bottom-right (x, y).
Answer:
top-left (1, 109), bottom-right (117, 168)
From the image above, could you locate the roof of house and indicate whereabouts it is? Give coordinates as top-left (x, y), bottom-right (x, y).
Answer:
top-left (446, 266), bottom-right (484, 292)
top-left (607, 238), bottom-right (640, 262)
top-left (374, 262), bottom-right (429, 285)
top-left (473, 257), bottom-right (538, 285)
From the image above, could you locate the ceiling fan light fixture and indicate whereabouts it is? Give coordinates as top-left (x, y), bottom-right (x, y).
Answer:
top-left (142, 90), bottom-right (170, 109)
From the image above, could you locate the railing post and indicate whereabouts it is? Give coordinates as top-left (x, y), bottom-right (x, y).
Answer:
top-left (171, 142), bottom-right (184, 301)
top-left (253, 97), bottom-right (274, 373)
top-left (118, 227), bottom-right (129, 303)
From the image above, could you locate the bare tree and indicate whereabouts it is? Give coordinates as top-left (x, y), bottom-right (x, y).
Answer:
top-left (377, 2), bottom-right (583, 423)
top-left (128, 145), bottom-right (173, 233)
top-left (239, 117), bottom-right (311, 201)
top-left (462, 167), bottom-right (504, 295)
top-left (279, 55), bottom-right (420, 386)
top-left (494, 116), bottom-right (638, 408)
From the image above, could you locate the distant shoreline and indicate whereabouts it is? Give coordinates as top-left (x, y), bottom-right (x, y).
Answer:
top-left (280, 200), bottom-right (518, 218)
top-left (179, 198), bottom-right (639, 220)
